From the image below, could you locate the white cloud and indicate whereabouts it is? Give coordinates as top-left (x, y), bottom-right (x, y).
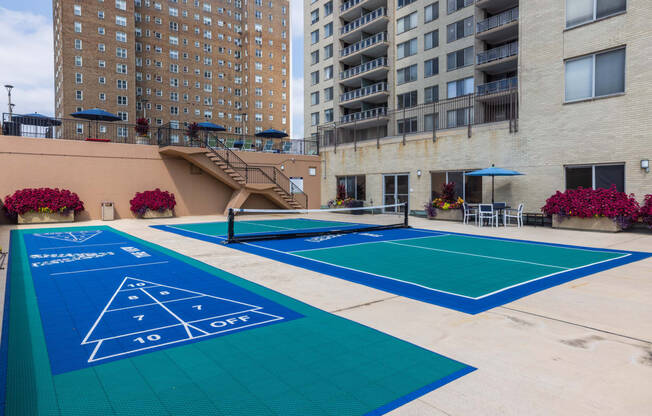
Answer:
top-left (0, 8), bottom-right (54, 117)
top-left (289, 0), bottom-right (304, 139)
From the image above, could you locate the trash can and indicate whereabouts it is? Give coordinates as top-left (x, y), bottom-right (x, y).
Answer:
top-left (101, 202), bottom-right (114, 221)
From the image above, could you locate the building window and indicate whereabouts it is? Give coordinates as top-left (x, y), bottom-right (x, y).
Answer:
top-left (324, 1), bottom-right (333, 16)
top-left (447, 76), bottom-right (474, 98)
top-left (397, 38), bottom-right (417, 60)
top-left (565, 47), bottom-right (625, 102)
top-left (311, 71), bottom-right (319, 85)
top-left (117, 80), bottom-right (128, 89)
top-left (566, 164), bottom-right (625, 192)
top-left (116, 47), bottom-right (127, 58)
top-left (116, 16), bottom-right (127, 26)
top-left (424, 112), bottom-right (439, 130)
top-left (397, 91), bottom-right (418, 109)
top-left (311, 112), bottom-right (319, 126)
top-left (447, 107), bottom-right (473, 128)
top-left (74, 5), bottom-right (81, 16)
top-left (337, 175), bottom-right (366, 200)
top-left (424, 30), bottom-right (439, 50)
top-left (99, 93), bottom-right (106, 101)
top-left (311, 91), bottom-right (319, 105)
top-left (447, 16), bottom-right (474, 43)
top-left (75, 56), bottom-right (82, 66)
top-left (311, 9), bottom-right (319, 24)
top-left (117, 96), bottom-right (128, 106)
top-left (75, 90), bottom-right (83, 100)
top-left (424, 58), bottom-right (439, 77)
top-left (74, 22), bottom-right (82, 33)
top-left (324, 22), bottom-right (333, 38)
top-left (116, 0), bottom-right (127, 10)
top-left (397, 117), bottom-right (418, 134)
top-left (432, 170), bottom-right (482, 202)
top-left (98, 43), bottom-right (105, 52)
top-left (75, 73), bottom-right (83, 84)
top-left (74, 39), bottom-right (82, 49)
top-left (311, 50), bottom-right (319, 65)
top-left (311, 29), bottom-right (319, 44)
top-left (424, 85), bottom-right (439, 103)
top-left (566, 0), bottom-right (626, 28)
top-left (324, 44), bottom-right (333, 59)
top-left (324, 87), bottom-right (333, 101)
top-left (397, 12), bottom-right (417, 34)
top-left (447, 46), bottom-right (474, 71)
top-left (425, 2), bottom-right (439, 22)
top-left (447, 0), bottom-right (473, 15)
top-left (398, 0), bottom-right (416, 9)
top-left (116, 31), bottom-right (127, 42)
top-left (324, 108), bottom-right (333, 122)
top-left (324, 65), bottom-right (333, 80)
top-left (397, 64), bottom-right (418, 85)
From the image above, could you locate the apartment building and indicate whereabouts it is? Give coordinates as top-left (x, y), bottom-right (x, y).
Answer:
top-left (53, 0), bottom-right (290, 137)
top-left (307, 0), bottom-right (650, 213)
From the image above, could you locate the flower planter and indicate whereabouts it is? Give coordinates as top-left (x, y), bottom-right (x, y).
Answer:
top-left (552, 214), bottom-right (621, 233)
top-left (18, 211), bottom-right (74, 224)
top-left (428, 208), bottom-right (463, 222)
top-left (141, 208), bottom-right (173, 219)
top-left (135, 135), bottom-right (150, 145)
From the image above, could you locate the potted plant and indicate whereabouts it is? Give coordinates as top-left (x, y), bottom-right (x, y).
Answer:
top-left (638, 194), bottom-right (652, 230)
top-left (134, 118), bottom-right (150, 145)
top-left (130, 189), bottom-right (176, 219)
top-left (187, 122), bottom-right (200, 145)
top-left (427, 182), bottom-right (464, 221)
top-left (4, 188), bottom-right (84, 224)
top-left (541, 185), bottom-right (639, 232)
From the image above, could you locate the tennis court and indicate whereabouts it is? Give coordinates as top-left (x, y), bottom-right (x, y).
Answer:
top-left (1, 226), bottom-right (473, 415)
top-left (155, 208), bottom-right (651, 314)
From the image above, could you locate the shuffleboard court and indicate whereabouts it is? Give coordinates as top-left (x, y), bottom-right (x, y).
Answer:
top-left (1, 226), bottom-right (474, 415)
top-left (154, 219), bottom-right (652, 314)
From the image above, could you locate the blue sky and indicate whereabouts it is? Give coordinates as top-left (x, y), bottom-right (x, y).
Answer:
top-left (0, 0), bottom-right (305, 137)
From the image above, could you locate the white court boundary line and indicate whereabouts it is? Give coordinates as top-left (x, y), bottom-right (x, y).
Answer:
top-left (50, 261), bottom-right (169, 276)
top-left (39, 242), bottom-right (131, 250)
top-left (289, 233), bottom-right (449, 253)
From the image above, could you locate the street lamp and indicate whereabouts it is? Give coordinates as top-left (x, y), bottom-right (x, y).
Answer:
top-left (239, 112), bottom-right (247, 136)
top-left (4, 85), bottom-right (14, 117)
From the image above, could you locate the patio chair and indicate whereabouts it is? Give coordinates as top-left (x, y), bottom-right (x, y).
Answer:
top-left (254, 139), bottom-right (263, 151)
top-left (478, 204), bottom-right (498, 227)
top-left (462, 203), bottom-right (478, 225)
top-left (0, 247), bottom-right (6, 270)
top-left (263, 140), bottom-right (274, 152)
top-left (241, 139), bottom-right (253, 151)
top-left (504, 203), bottom-right (524, 227)
top-left (493, 202), bottom-right (507, 226)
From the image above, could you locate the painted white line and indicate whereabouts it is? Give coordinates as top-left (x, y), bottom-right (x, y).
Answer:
top-left (39, 242), bottom-right (131, 250)
top-left (384, 241), bottom-right (570, 269)
top-left (50, 261), bottom-right (169, 276)
top-left (474, 253), bottom-right (632, 299)
top-left (82, 276), bottom-right (131, 344)
top-left (237, 221), bottom-right (296, 231)
top-left (165, 225), bottom-right (227, 240)
top-left (243, 241), bottom-right (478, 300)
top-left (140, 288), bottom-right (206, 338)
top-left (105, 295), bottom-right (205, 312)
top-left (289, 233), bottom-right (450, 253)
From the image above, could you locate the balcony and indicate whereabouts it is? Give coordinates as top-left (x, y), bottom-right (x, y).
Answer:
top-left (340, 0), bottom-right (386, 21)
top-left (476, 7), bottom-right (518, 42)
top-left (340, 107), bottom-right (388, 127)
top-left (475, 0), bottom-right (519, 14)
top-left (340, 57), bottom-right (389, 86)
top-left (476, 77), bottom-right (517, 96)
top-left (340, 7), bottom-right (388, 43)
top-left (340, 82), bottom-right (389, 107)
top-left (340, 32), bottom-right (388, 64)
top-left (476, 41), bottom-right (518, 74)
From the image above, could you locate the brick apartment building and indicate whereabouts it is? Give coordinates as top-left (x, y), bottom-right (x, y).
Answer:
top-left (53, 0), bottom-right (290, 137)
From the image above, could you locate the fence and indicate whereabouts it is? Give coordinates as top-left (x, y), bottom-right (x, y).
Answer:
top-left (1, 114), bottom-right (319, 155)
top-left (318, 90), bottom-right (518, 150)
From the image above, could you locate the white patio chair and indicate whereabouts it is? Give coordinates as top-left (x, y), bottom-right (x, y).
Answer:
top-left (462, 203), bottom-right (477, 225)
top-left (478, 204), bottom-right (497, 227)
top-left (504, 203), bottom-right (524, 227)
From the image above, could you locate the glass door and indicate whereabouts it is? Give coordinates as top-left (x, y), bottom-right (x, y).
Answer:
top-left (383, 174), bottom-right (409, 212)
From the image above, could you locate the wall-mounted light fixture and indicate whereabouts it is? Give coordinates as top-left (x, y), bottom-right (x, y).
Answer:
top-left (642, 159), bottom-right (650, 173)
top-left (416, 169), bottom-right (422, 177)
top-left (280, 164), bottom-right (285, 171)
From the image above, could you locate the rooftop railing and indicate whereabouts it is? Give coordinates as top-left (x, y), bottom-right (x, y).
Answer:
top-left (340, 82), bottom-right (388, 103)
top-left (477, 41), bottom-right (518, 65)
top-left (477, 77), bottom-right (518, 96)
top-left (340, 32), bottom-right (387, 57)
top-left (340, 57), bottom-right (388, 80)
top-left (340, 7), bottom-right (387, 35)
top-left (340, 107), bottom-right (388, 124)
top-left (477, 7), bottom-right (519, 33)
top-left (340, 0), bottom-right (362, 13)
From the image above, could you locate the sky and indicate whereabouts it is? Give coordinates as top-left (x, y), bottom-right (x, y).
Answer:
top-left (0, 0), bottom-right (305, 138)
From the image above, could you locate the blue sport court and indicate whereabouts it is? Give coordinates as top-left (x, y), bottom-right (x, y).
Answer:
top-left (154, 216), bottom-right (652, 314)
top-left (1, 226), bottom-right (474, 415)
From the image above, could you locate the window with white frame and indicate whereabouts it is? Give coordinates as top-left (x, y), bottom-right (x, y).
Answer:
top-left (565, 47), bottom-right (625, 101)
top-left (116, 16), bottom-right (127, 26)
top-left (566, 0), bottom-right (626, 28)
top-left (116, 31), bottom-right (127, 42)
top-left (116, 0), bottom-right (127, 10)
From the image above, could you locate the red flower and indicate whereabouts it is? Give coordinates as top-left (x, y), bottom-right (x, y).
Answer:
top-left (130, 189), bottom-right (176, 216)
top-left (3, 188), bottom-right (84, 218)
top-left (640, 194), bottom-right (652, 229)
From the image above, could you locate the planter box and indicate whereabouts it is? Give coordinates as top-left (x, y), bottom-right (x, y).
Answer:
top-left (141, 208), bottom-right (173, 219)
top-left (18, 211), bottom-right (74, 224)
top-left (552, 214), bottom-right (621, 233)
top-left (135, 135), bottom-right (150, 145)
top-left (428, 208), bottom-right (463, 222)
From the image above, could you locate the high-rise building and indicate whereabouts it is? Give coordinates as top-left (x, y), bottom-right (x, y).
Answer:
top-left (306, 0), bottom-right (650, 212)
top-left (54, 0), bottom-right (290, 136)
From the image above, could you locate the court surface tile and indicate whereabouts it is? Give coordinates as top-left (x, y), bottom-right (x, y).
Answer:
top-left (1, 226), bottom-right (473, 415)
top-left (155, 222), bottom-right (651, 314)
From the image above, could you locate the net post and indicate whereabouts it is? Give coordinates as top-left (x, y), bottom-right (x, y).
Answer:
top-left (403, 202), bottom-right (408, 227)
top-left (227, 208), bottom-right (235, 243)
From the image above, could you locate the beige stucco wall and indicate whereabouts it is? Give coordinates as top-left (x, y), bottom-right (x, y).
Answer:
top-left (0, 136), bottom-right (321, 222)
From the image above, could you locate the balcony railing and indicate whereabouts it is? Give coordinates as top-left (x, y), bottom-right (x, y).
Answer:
top-left (340, 82), bottom-right (388, 103)
top-left (341, 107), bottom-right (388, 124)
top-left (477, 77), bottom-right (518, 96)
top-left (477, 41), bottom-right (518, 65)
top-left (341, 0), bottom-right (362, 13)
top-left (477, 7), bottom-right (518, 33)
top-left (340, 7), bottom-right (387, 35)
top-left (340, 57), bottom-right (388, 80)
top-left (340, 32), bottom-right (387, 57)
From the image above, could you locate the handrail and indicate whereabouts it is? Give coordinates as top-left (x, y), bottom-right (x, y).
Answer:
top-left (341, 107), bottom-right (387, 124)
top-left (340, 82), bottom-right (388, 103)
top-left (341, 0), bottom-right (362, 13)
top-left (340, 32), bottom-right (387, 57)
top-left (477, 41), bottom-right (518, 65)
top-left (340, 7), bottom-right (387, 35)
top-left (340, 57), bottom-right (388, 80)
top-left (477, 77), bottom-right (518, 96)
top-left (477, 7), bottom-right (518, 34)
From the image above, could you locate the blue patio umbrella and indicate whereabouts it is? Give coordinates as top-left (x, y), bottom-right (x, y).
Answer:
top-left (255, 129), bottom-right (288, 138)
top-left (197, 122), bottom-right (226, 131)
top-left (70, 108), bottom-right (122, 122)
top-left (12, 113), bottom-right (61, 127)
top-left (465, 165), bottom-right (525, 203)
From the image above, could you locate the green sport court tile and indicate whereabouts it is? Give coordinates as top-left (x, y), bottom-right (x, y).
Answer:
top-left (1, 226), bottom-right (473, 415)
top-left (171, 218), bottom-right (355, 237)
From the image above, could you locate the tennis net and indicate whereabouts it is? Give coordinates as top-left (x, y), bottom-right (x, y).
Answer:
top-left (225, 203), bottom-right (408, 243)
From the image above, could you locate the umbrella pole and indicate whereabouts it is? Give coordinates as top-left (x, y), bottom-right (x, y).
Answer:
top-left (492, 175), bottom-right (495, 204)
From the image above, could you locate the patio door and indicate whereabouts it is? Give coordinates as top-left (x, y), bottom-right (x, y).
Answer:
top-left (383, 174), bottom-right (409, 212)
